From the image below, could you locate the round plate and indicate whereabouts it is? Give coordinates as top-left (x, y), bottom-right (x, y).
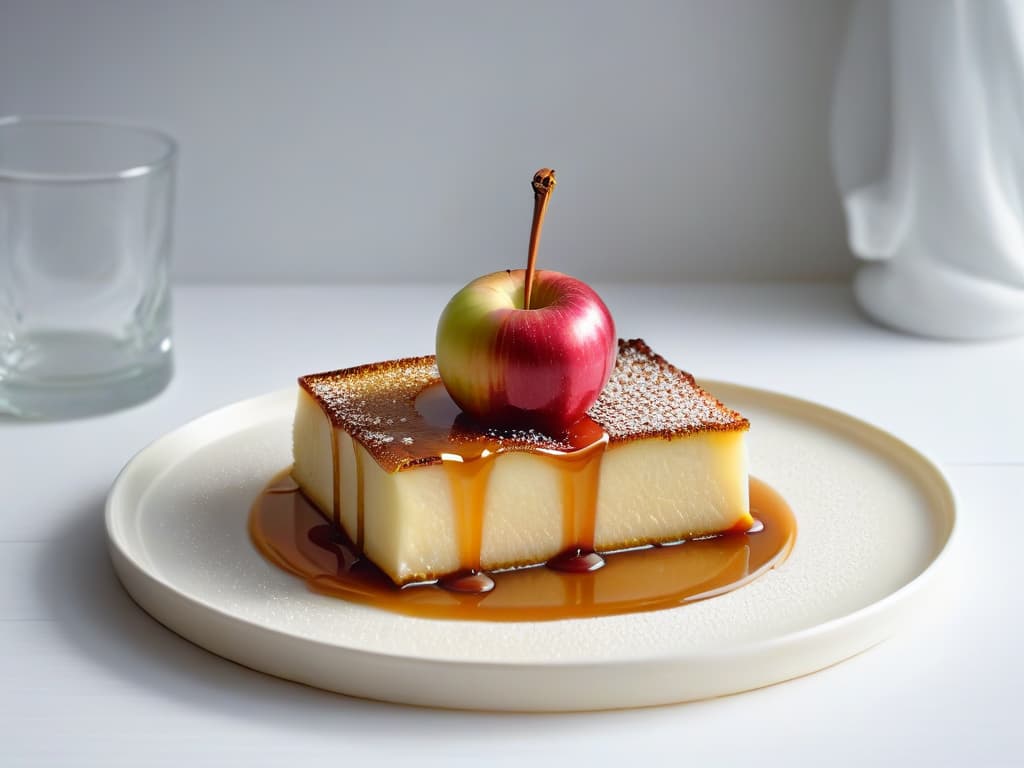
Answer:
top-left (106, 383), bottom-right (955, 711)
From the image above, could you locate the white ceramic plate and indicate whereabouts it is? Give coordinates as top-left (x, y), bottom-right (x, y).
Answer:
top-left (106, 383), bottom-right (955, 711)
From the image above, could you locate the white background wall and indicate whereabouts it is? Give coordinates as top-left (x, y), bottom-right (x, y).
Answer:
top-left (0, 0), bottom-right (854, 283)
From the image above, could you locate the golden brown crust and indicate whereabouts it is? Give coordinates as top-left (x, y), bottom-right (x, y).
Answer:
top-left (299, 338), bottom-right (748, 473)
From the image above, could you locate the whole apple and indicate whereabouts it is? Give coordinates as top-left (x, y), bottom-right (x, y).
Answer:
top-left (436, 268), bottom-right (616, 432)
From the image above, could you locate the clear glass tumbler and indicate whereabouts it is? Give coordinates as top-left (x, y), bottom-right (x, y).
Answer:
top-left (0, 117), bottom-right (176, 418)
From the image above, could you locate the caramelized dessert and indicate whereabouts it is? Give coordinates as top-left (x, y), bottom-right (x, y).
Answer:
top-left (291, 339), bottom-right (752, 588)
top-left (252, 168), bottom-right (794, 617)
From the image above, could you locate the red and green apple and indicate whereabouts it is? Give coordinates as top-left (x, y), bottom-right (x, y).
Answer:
top-left (436, 169), bottom-right (616, 432)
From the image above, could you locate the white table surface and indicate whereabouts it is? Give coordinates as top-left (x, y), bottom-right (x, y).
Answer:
top-left (2, 282), bottom-right (1021, 767)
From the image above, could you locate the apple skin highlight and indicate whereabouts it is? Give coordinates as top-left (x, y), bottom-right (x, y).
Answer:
top-left (436, 269), bottom-right (616, 433)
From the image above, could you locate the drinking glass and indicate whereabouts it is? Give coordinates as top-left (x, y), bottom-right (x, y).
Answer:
top-left (0, 117), bottom-right (176, 418)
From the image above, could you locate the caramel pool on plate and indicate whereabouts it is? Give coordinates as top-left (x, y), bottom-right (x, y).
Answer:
top-left (250, 473), bottom-right (796, 622)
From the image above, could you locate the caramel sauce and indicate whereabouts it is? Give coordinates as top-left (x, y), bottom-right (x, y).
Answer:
top-left (443, 456), bottom-right (498, 592)
top-left (349, 435), bottom-right (366, 551)
top-left (249, 472), bottom-right (795, 622)
top-left (329, 430), bottom-right (341, 526)
top-left (546, 428), bottom-right (608, 573)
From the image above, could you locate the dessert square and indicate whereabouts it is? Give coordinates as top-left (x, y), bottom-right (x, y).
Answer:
top-left (292, 338), bottom-right (751, 585)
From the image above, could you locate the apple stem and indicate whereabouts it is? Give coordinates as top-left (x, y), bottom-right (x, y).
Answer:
top-left (524, 168), bottom-right (556, 310)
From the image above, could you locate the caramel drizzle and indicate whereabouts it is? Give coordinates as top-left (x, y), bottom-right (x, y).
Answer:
top-left (554, 438), bottom-right (607, 556)
top-left (330, 429), bottom-right (341, 526)
top-left (444, 454), bottom-right (497, 574)
top-left (350, 435), bottom-right (366, 551)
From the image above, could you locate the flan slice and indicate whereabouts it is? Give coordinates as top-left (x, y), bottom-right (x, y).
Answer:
top-left (292, 339), bottom-right (751, 586)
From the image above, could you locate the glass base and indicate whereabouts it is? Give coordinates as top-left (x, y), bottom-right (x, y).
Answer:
top-left (0, 330), bottom-right (173, 419)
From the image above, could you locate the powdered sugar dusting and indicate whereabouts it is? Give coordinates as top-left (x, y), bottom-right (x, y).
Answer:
top-left (588, 339), bottom-right (748, 441)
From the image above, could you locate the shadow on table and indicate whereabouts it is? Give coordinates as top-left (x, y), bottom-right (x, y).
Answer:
top-left (34, 496), bottom-right (683, 735)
